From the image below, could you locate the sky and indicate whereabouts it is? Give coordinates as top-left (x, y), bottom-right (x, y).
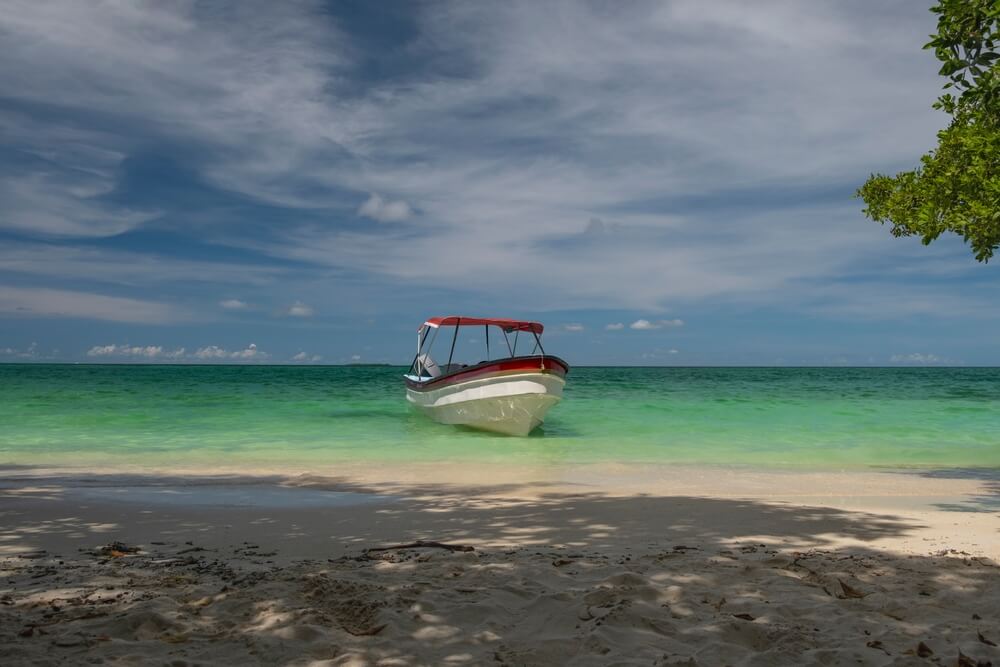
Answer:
top-left (0, 0), bottom-right (997, 366)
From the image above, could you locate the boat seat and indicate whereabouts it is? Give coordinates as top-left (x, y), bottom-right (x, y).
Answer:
top-left (416, 353), bottom-right (441, 378)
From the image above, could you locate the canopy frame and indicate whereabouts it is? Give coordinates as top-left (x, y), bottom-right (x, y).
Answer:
top-left (409, 315), bottom-right (547, 378)
top-left (421, 316), bottom-right (543, 334)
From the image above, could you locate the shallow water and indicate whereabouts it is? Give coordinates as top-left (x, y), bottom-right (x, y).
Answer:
top-left (1, 364), bottom-right (999, 471)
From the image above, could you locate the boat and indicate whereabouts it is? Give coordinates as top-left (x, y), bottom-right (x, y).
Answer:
top-left (404, 316), bottom-right (569, 436)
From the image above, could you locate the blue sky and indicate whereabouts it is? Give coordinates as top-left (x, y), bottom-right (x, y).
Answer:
top-left (0, 0), bottom-right (997, 366)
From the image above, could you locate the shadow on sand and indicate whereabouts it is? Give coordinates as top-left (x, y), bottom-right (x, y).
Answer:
top-left (0, 467), bottom-right (997, 665)
top-left (889, 467), bottom-right (1000, 513)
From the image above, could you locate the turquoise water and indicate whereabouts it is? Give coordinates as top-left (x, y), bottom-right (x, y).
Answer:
top-left (1, 364), bottom-right (999, 470)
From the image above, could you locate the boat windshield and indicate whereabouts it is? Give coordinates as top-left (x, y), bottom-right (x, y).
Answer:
top-left (406, 317), bottom-right (546, 380)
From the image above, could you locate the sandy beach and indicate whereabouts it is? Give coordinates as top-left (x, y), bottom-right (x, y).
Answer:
top-left (2, 463), bottom-right (998, 666)
top-left (5, 0), bottom-right (1000, 663)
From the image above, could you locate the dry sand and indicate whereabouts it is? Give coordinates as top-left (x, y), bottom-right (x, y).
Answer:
top-left (1, 463), bottom-right (998, 666)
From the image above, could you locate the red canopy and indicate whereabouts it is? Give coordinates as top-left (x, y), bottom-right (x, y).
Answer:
top-left (422, 316), bottom-right (544, 334)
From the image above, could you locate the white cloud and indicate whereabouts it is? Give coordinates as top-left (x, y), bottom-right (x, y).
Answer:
top-left (630, 318), bottom-right (684, 330)
top-left (292, 351), bottom-right (322, 362)
top-left (83, 343), bottom-right (272, 362)
top-left (0, 172), bottom-right (159, 238)
top-left (3, 0), bottom-right (993, 326)
top-left (0, 115), bottom-right (160, 238)
top-left (230, 343), bottom-right (264, 359)
top-left (194, 343), bottom-right (268, 361)
top-left (88, 344), bottom-right (151, 357)
top-left (193, 346), bottom-right (227, 360)
top-left (357, 193), bottom-right (413, 223)
top-left (226, 0), bottom-right (949, 315)
top-left (801, 282), bottom-right (994, 320)
top-left (350, 354), bottom-right (361, 361)
top-left (605, 323), bottom-right (625, 331)
top-left (86, 344), bottom-right (185, 359)
top-left (889, 353), bottom-right (947, 365)
top-left (562, 323), bottom-right (584, 332)
top-left (220, 299), bottom-right (249, 310)
top-left (0, 0), bottom-right (353, 211)
top-left (641, 347), bottom-right (680, 360)
top-left (0, 286), bottom-right (180, 324)
top-left (0, 242), bottom-right (286, 289)
top-left (286, 301), bottom-right (314, 317)
top-left (1, 342), bottom-right (39, 359)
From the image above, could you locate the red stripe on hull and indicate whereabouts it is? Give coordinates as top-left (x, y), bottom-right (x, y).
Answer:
top-left (406, 356), bottom-right (569, 392)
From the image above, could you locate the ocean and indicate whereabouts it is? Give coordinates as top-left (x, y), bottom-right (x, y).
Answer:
top-left (1, 364), bottom-right (998, 471)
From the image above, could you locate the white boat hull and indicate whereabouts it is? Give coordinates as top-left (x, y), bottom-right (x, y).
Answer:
top-left (406, 372), bottom-right (565, 436)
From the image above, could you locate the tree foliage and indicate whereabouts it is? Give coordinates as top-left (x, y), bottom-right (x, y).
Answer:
top-left (857, 0), bottom-right (1000, 261)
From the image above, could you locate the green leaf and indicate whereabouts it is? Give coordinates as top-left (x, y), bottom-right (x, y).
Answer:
top-left (857, 1), bottom-right (1000, 263)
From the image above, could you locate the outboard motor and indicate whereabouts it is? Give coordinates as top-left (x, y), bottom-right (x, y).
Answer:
top-left (416, 353), bottom-right (441, 378)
